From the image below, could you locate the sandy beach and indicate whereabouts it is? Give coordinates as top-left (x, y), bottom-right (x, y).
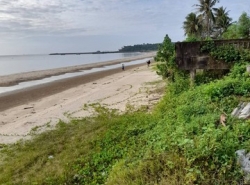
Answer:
top-left (0, 54), bottom-right (164, 144)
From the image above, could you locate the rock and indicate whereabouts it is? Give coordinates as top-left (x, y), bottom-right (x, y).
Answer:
top-left (236, 149), bottom-right (250, 183)
top-left (231, 102), bottom-right (250, 119)
top-left (239, 103), bottom-right (250, 119)
top-left (48, 155), bottom-right (54, 159)
top-left (231, 102), bottom-right (247, 117)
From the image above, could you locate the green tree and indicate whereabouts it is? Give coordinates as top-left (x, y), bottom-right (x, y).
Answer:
top-left (155, 34), bottom-right (175, 80)
top-left (222, 12), bottom-right (250, 39)
top-left (238, 12), bottom-right (250, 38)
top-left (214, 6), bottom-right (233, 37)
top-left (183, 13), bottom-right (203, 38)
top-left (222, 24), bottom-right (240, 39)
top-left (194, 0), bottom-right (220, 38)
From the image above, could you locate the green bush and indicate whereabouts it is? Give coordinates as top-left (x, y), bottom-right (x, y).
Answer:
top-left (201, 41), bottom-right (250, 63)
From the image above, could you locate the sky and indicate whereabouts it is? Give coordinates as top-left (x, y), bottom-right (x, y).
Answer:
top-left (0, 0), bottom-right (249, 55)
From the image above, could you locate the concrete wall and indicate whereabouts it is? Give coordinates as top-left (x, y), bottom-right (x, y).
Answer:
top-left (175, 39), bottom-right (250, 70)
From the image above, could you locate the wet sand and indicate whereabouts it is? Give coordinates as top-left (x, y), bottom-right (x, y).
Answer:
top-left (0, 63), bottom-right (144, 112)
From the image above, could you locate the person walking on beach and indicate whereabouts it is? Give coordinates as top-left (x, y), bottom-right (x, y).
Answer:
top-left (122, 64), bottom-right (125, 71)
top-left (147, 60), bottom-right (151, 67)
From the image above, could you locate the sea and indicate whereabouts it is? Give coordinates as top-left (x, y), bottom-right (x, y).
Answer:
top-left (0, 52), bottom-right (148, 76)
top-left (0, 52), bottom-right (153, 94)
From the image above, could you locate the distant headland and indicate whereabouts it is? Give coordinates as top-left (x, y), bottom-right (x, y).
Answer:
top-left (49, 43), bottom-right (159, 55)
top-left (49, 51), bottom-right (119, 55)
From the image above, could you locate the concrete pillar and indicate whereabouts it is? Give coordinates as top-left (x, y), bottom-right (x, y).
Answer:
top-left (190, 69), bottom-right (196, 86)
top-left (247, 65), bottom-right (250, 73)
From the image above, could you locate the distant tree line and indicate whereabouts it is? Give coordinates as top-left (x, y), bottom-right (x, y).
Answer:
top-left (118, 43), bottom-right (160, 52)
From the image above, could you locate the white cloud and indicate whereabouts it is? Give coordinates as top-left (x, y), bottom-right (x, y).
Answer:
top-left (0, 0), bottom-right (190, 38)
top-left (0, 0), bottom-right (248, 54)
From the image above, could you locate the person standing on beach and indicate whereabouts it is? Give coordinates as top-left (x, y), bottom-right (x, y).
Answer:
top-left (122, 64), bottom-right (125, 71)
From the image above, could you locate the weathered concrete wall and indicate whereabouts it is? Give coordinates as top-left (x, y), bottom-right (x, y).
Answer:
top-left (175, 39), bottom-right (250, 70)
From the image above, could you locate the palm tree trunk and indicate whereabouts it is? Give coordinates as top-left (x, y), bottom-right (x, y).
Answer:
top-left (207, 16), bottom-right (210, 38)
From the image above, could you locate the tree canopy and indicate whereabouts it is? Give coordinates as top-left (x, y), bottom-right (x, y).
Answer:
top-left (222, 12), bottom-right (250, 39)
top-left (194, 0), bottom-right (219, 37)
top-left (183, 13), bottom-right (203, 38)
top-left (184, 0), bottom-right (233, 40)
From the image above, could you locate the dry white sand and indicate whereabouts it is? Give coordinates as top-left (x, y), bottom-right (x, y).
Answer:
top-left (0, 63), bottom-right (164, 144)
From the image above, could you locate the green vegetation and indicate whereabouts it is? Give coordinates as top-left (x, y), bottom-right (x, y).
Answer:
top-left (154, 34), bottom-right (177, 80)
top-left (184, 4), bottom-right (250, 41)
top-left (183, 0), bottom-right (233, 40)
top-left (118, 43), bottom-right (159, 52)
top-left (1, 37), bottom-right (250, 184)
top-left (223, 12), bottom-right (250, 39)
top-left (200, 40), bottom-right (250, 63)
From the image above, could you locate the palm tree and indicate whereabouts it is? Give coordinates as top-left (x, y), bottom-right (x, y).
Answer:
top-left (214, 6), bottom-right (229, 18)
top-left (194, 0), bottom-right (220, 38)
top-left (183, 13), bottom-right (203, 38)
top-left (214, 7), bottom-right (233, 37)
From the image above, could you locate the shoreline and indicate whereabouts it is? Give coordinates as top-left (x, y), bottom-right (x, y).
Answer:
top-left (0, 63), bottom-right (146, 112)
top-left (0, 52), bottom-right (155, 87)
